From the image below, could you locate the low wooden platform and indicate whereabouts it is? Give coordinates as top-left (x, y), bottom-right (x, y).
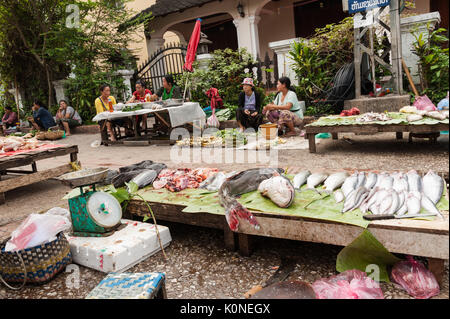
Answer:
top-left (305, 123), bottom-right (449, 153)
top-left (125, 199), bottom-right (449, 284)
top-left (0, 145), bottom-right (78, 204)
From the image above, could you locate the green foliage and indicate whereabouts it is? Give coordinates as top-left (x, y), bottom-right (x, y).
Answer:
top-left (0, 0), bottom-right (151, 121)
top-left (176, 48), bottom-right (258, 115)
top-left (412, 26), bottom-right (449, 103)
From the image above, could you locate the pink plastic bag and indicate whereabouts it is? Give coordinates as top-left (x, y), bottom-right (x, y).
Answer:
top-left (413, 95), bottom-right (437, 111)
top-left (391, 256), bottom-right (440, 299)
top-left (312, 269), bottom-right (384, 299)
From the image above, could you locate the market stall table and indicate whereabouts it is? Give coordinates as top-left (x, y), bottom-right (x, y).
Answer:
top-left (305, 113), bottom-right (449, 153)
top-left (92, 102), bottom-right (206, 146)
top-left (0, 144), bottom-right (78, 204)
top-left (122, 168), bottom-right (449, 284)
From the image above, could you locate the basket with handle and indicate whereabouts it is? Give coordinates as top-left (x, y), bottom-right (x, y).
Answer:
top-left (0, 232), bottom-right (72, 290)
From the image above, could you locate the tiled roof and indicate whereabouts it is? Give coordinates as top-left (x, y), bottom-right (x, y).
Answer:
top-left (138, 0), bottom-right (216, 18)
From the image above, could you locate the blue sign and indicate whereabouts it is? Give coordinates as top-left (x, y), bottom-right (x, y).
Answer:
top-left (348, 0), bottom-right (390, 13)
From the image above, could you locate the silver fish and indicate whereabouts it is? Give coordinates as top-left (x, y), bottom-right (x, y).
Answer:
top-left (200, 171), bottom-right (236, 192)
top-left (323, 172), bottom-right (349, 194)
top-left (356, 172), bottom-right (366, 188)
top-left (393, 173), bottom-right (409, 193)
top-left (379, 175), bottom-right (394, 190)
top-left (396, 200), bottom-right (408, 216)
top-left (258, 176), bottom-right (295, 208)
top-left (342, 187), bottom-right (367, 213)
top-left (406, 191), bottom-right (421, 215)
top-left (387, 191), bottom-right (400, 215)
top-left (293, 170), bottom-right (311, 189)
top-left (422, 170), bottom-right (444, 204)
top-left (421, 194), bottom-right (445, 220)
top-left (219, 168), bottom-right (283, 231)
top-left (407, 170), bottom-right (422, 192)
top-left (341, 172), bottom-right (359, 198)
top-left (306, 173), bottom-right (328, 192)
top-left (364, 172), bottom-right (378, 190)
top-left (379, 193), bottom-right (393, 215)
top-left (334, 190), bottom-right (345, 203)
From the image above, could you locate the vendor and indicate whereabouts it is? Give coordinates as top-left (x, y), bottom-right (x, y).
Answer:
top-left (28, 100), bottom-right (56, 131)
top-left (236, 78), bottom-right (263, 132)
top-left (95, 84), bottom-right (130, 142)
top-left (126, 80), bottom-right (152, 132)
top-left (150, 74), bottom-right (182, 101)
top-left (55, 100), bottom-right (82, 136)
top-left (2, 106), bottom-right (18, 132)
top-left (262, 77), bottom-right (303, 137)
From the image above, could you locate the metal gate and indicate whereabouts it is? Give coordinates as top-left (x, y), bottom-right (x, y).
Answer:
top-left (134, 43), bottom-right (187, 92)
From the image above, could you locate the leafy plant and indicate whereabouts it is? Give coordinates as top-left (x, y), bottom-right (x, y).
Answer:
top-left (412, 26), bottom-right (449, 103)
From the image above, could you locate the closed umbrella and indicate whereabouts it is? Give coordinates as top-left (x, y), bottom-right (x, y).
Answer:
top-left (183, 18), bottom-right (202, 100)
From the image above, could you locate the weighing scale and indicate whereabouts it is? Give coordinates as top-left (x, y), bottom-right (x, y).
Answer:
top-left (58, 168), bottom-right (123, 237)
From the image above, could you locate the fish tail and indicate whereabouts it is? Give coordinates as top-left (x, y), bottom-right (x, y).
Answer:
top-left (226, 200), bottom-right (260, 231)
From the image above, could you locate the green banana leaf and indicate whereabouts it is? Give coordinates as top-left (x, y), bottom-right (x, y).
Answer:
top-left (336, 229), bottom-right (402, 282)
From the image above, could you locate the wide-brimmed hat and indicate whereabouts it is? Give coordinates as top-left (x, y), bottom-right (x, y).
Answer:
top-left (241, 78), bottom-right (254, 87)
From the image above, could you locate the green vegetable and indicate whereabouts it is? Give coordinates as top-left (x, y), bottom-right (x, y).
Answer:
top-left (122, 104), bottom-right (143, 112)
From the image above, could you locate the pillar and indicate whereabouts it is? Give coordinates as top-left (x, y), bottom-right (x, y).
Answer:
top-left (233, 15), bottom-right (261, 58)
top-left (116, 69), bottom-right (135, 101)
top-left (52, 80), bottom-right (68, 103)
top-left (147, 36), bottom-right (165, 58)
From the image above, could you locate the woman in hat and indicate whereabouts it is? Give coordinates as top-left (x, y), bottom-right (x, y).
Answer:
top-left (236, 78), bottom-right (263, 132)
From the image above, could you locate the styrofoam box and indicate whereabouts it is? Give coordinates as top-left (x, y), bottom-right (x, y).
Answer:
top-left (66, 219), bottom-right (171, 273)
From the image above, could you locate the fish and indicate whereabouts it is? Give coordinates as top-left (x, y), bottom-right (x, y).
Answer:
top-left (379, 193), bottom-right (393, 215)
top-left (323, 172), bottom-right (349, 194)
top-left (258, 176), bottom-right (295, 208)
top-left (293, 170), bottom-right (311, 189)
top-left (130, 170), bottom-right (158, 189)
top-left (305, 173), bottom-right (328, 192)
top-left (356, 172), bottom-right (366, 188)
top-left (379, 175), bottom-right (394, 190)
top-left (333, 190), bottom-right (345, 203)
top-left (406, 192), bottom-right (422, 215)
top-left (341, 172), bottom-right (359, 198)
top-left (387, 191), bottom-right (400, 215)
top-left (406, 170), bottom-right (422, 192)
top-left (421, 194), bottom-right (445, 220)
top-left (422, 170), bottom-right (444, 204)
top-left (364, 172), bottom-right (378, 190)
top-left (342, 187), bottom-right (367, 213)
top-left (393, 173), bottom-right (409, 193)
top-left (199, 171), bottom-right (236, 192)
top-left (219, 168), bottom-right (283, 231)
top-left (367, 189), bottom-right (389, 215)
top-left (407, 114), bottom-right (423, 122)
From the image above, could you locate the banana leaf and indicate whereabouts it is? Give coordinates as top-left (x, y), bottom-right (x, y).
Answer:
top-left (336, 229), bottom-right (402, 282)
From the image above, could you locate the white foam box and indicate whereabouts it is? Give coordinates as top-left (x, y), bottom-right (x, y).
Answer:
top-left (66, 219), bottom-right (171, 273)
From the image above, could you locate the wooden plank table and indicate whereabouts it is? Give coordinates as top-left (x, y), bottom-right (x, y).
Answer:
top-left (125, 198), bottom-right (449, 284)
top-left (0, 145), bottom-right (78, 204)
top-left (305, 123), bottom-right (449, 153)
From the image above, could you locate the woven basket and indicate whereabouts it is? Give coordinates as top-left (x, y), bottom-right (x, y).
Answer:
top-left (0, 232), bottom-right (72, 290)
top-left (36, 130), bottom-right (64, 140)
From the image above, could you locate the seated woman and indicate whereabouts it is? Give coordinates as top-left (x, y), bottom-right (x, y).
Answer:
top-left (2, 106), bottom-right (18, 133)
top-left (150, 74), bottom-right (182, 101)
top-left (55, 100), bottom-right (82, 136)
top-left (262, 77), bottom-right (303, 137)
top-left (95, 84), bottom-right (130, 142)
top-left (126, 80), bottom-right (152, 132)
top-left (236, 78), bottom-right (263, 132)
top-left (27, 100), bottom-right (56, 131)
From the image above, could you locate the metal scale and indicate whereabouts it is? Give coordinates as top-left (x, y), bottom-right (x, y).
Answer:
top-left (58, 168), bottom-right (122, 237)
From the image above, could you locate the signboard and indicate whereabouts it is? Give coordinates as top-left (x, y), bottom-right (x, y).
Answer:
top-left (348, 0), bottom-right (390, 13)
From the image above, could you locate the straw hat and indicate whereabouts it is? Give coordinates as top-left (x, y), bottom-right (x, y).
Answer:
top-left (241, 78), bottom-right (254, 87)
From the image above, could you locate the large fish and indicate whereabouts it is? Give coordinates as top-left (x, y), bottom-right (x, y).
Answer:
top-left (342, 186), bottom-right (367, 213)
top-left (341, 172), bottom-right (358, 197)
top-left (406, 191), bottom-right (421, 215)
top-left (393, 173), bottom-right (409, 193)
top-left (323, 172), bottom-right (349, 194)
top-left (421, 194), bottom-right (445, 220)
top-left (305, 173), bottom-right (328, 192)
top-left (364, 172), bottom-right (378, 190)
top-left (293, 170), bottom-right (311, 189)
top-left (356, 172), bottom-right (366, 188)
top-left (199, 171), bottom-right (236, 192)
top-left (219, 168), bottom-right (283, 231)
top-left (406, 170), bottom-right (422, 192)
top-left (258, 176), bottom-right (295, 208)
top-left (422, 170), bottom-right (444, 204)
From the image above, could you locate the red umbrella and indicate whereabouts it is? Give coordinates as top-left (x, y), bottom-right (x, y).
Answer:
top-left (183, 18), bottom-right (202, 72)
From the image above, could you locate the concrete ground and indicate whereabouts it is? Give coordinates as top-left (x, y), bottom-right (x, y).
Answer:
top-left (0, 131), bottom-right (448, 299)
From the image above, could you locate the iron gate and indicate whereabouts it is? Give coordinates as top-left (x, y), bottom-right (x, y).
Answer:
top-left (134, 43), bottom-right (187, 92)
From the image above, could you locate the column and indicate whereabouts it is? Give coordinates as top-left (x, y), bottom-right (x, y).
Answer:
top-left (248, 15), bottom-right (261, 58)
top-left (116, 69), bottom-right (135, 101)
top-left (233, 15), bottom-right (261, 58)
top-left (52, 80), bottom-right (68, 103)
top-left (147, 36), bottom-right (165, 58)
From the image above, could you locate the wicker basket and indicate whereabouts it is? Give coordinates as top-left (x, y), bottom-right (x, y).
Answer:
top-left (36, 130), bottom-right (64, 140)
top-left (0, 232), bottom-right (72, 290)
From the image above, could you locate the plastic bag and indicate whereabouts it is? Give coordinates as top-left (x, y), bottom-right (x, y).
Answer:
top-left (413, 95), bottom-right (437, 111)
top-left (390, 256), bottom-right (440, 299)
top-left (437, 92), bottom-right (449, 110)
top-left (312, 269), bottom-right (384, 299)
top-left (4, 212), bottom-right (71, 252)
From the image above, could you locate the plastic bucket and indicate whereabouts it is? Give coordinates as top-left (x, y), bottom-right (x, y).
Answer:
top-left (259, 123), bottom-right (278, 140)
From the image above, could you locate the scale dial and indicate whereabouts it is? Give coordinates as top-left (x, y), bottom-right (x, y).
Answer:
top-left (86, 192), bottom-right (122, 228)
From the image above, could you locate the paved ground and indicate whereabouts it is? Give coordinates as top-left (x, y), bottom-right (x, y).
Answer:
top-left (0, 131), bottom-right (448, 299)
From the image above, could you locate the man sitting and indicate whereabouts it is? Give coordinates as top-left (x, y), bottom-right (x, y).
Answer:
top-left (27, 100), bottom-right (56, 131)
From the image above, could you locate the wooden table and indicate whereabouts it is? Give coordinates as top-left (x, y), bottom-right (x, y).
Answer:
top-left (125, 199), bottom-right (449, 285)
top-left (0, 145), bottom-right (78, 204)
top-left (305, 123), bottom-right (449, 153)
